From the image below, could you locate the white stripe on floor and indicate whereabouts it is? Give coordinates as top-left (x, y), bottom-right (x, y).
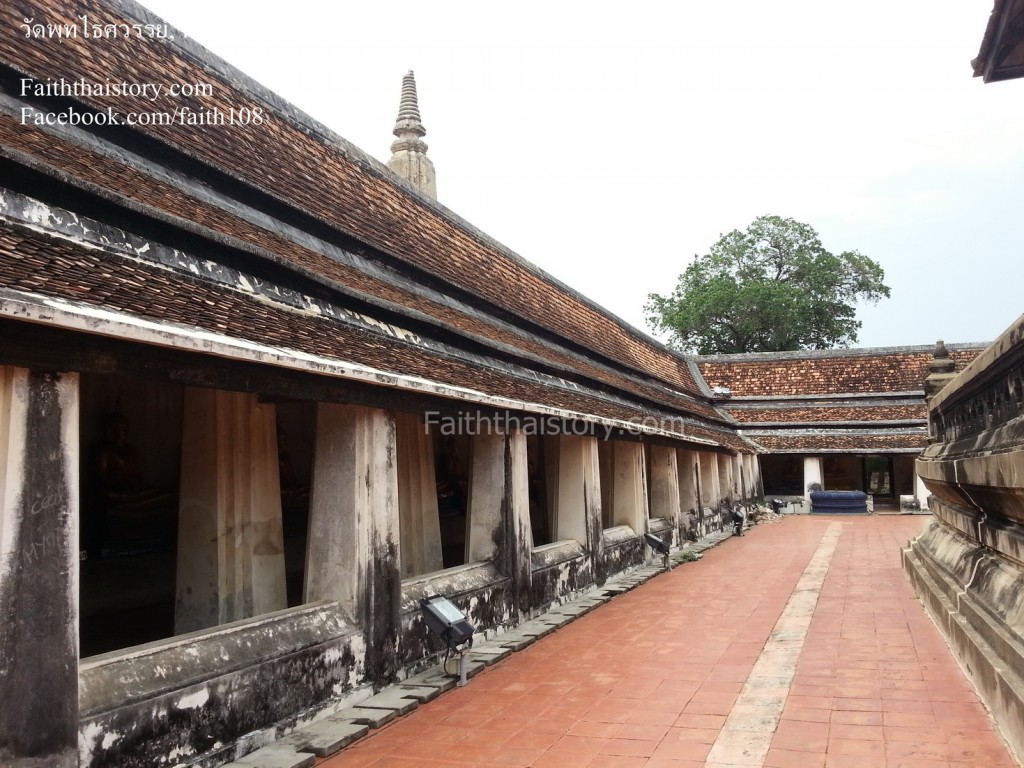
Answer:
top-left (705, 522), bottom-right (843, 768)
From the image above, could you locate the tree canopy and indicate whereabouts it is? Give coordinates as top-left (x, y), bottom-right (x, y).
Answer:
top-left (645, 215), bottom-right (890, 355)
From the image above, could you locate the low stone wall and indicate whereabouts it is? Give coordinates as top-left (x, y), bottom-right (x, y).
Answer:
top-left (79, 604), bottom-right (364, 768)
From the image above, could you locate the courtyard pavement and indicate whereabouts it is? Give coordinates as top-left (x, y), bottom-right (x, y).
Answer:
top-left (316, 515), bottom-right (1019, 768)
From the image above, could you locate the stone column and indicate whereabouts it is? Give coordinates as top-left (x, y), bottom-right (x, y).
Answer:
top-left (649, 445), bottom-right (682, 543)
top-left (718, 456), bottom-right (734, 504)
top-left (554, 435), bottom-right (603, 583)
top-left (394, 413), bottom-right (442, 578)
top-left (610, 441), bottom-right (648, 531)
top-left (733, 455), bottom-right (745, 500)
top-left (542, 435), bottom-right (559, 542)
top-left (467, 430), bottom-right (532, 614)
top-left (700, 452), bottom-right (722, 510)
top-left (466, 431), bottom-right (503, 563)
top-left (0, 367), bottom-right (79, 767)
top-left (747, 454), bottom-right (763, 499)
top-left (250, 403), bottom-right (288, 616)
top-left (677, 450), bottom-right (700, 539)
top-left (175, 389), bottom-right (287, 634)
top-left (305, 404), bottom-right (401, 684)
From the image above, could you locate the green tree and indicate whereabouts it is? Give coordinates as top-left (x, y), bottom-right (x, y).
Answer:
top-left (645, 215), bottom-right (890, 354)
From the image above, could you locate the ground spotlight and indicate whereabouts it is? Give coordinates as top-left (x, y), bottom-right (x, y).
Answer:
top-left (420, 594), bottom-right (475, 686)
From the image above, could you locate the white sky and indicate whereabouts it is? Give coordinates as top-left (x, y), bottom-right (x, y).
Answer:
top-left (140, 0), bottom-right (1024, 350)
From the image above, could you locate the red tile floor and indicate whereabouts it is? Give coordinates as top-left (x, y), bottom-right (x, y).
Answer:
top-left (318, 516), bottom-right (1019, 768)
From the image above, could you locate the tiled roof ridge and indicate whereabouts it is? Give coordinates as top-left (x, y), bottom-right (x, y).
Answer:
top-left (723, 391), bottom-right (926, 402)
top-left (4, 0), bottom-right (700, 398)
top-left (695, 342), bottom-right (990, 363)
top-left (724, 397), bottom-right (926, 408)
top-left (742, 426), bottom-right (928, 435)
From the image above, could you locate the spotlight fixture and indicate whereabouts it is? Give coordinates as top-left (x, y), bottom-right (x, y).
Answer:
top-left (420, 594), bottom-right (475, 686)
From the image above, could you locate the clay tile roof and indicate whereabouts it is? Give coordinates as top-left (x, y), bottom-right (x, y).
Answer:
top-left (695, 347), bottom-right (987, 453)
top-left (0, 0), bottom-right (702, 401)
top-left (696, 347), bottom-right (986, 398)
top-left (727, 403), bottom-right (926, 425)
top-left (751, 432), bottom-right (929, 453)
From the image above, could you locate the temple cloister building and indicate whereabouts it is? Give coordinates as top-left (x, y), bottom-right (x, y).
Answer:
top-left (697, 344), bottom-right (985, 511)
top-left (0, 0), bottom-right (1021, 765)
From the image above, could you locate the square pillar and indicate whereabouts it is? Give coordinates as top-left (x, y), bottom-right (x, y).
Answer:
top-left (305, 404), bottom-right (401, 684)
top-left (677, 450), bottom-right (700, 540)
top-left (542, 435), bottom-right (559, 543)
top-left (699, 452), bottom-right (721, 510)
top-left (466, 431), bottom-right (503, 563)
top-left (0, 367), bottom-right (79, 767)
top-left (395, 413), bottom-right (442, 578)
top-left (467, 429), bottom-right (532, 614)
top-left (718, 456), bottom-right (734, 504)
top-left (746, 454), bottom-right (762, 499)
top-left (553, 435), bottom-right (603, 582)
top-left (175, 389), bottom-right (287, 634)
top-left (649, 445), bottom-right (682, 539)
top-left (610, 441), bottom-right (648, 532)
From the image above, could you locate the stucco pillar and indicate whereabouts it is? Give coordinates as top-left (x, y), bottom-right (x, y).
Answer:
top-left (733, 455), bottom-right (745, 500)
top-left (678, 451), bottom-right (700, 513)
top-left (649, 445), bottom-right (682, 543)
top-left (746, 454), bottom-right (763, 499)
top-left (175, 389), bottom-right (287, 634)
top-left (804, 456), bottom-right (823, 497)
top-left (718, 456), bottom-right (734, 504)
top-left (466, 431), bottom-right (502, 563)
top-left (395, 413), bottom-right (442, 578)
top-left (542, 435), bottom-right (559, 542)
top-left (554, 434), bottom-right (603, 583)
top-left (699, 452), bottom-right (721, 510)
top-left (610, 441), bottom-right (648, 531)
top-left (305, 404), bottom-right (401, 683)
top-left (467, 429), bottom-right (532, 613)
top-left (0, 367), bottom-right (79, 767)
top-left (250, 402), bottom-right (288, 616)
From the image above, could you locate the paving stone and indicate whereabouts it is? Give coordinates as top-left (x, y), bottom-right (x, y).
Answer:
top-left (467, 646), bottom-right (511, 665)
top-left (455, 657), bottom-right (487, 679)
top-left (547, 602), bottom-right (595, 617)
top-left (229, 744), bottom-right (315, 768)
top-left (294, 721), bottom-right (368, 757)
top-left (395, 684), bottom-right (442, 703)
top-left (516, 622), bottom-right (556, 638)
top-left (498, 634), bottom-right (536, 651)
top-left (404, 667), bottom-right (458, 693)
top-left (332, 706), bottom-right (398, 728)
top-left (358, 689), bottom-right (420, 715)
top-left (536, 614), bottom-right (573, 629)
top-left (602, 585), bottom-right (634, 595)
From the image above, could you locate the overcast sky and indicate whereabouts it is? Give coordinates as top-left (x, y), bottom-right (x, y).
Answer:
top-left (140, 0), bottom-right (1023, 350)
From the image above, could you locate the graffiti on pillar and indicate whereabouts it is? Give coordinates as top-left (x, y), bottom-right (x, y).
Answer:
top-left (0, 371), bottom-right (77, 764)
